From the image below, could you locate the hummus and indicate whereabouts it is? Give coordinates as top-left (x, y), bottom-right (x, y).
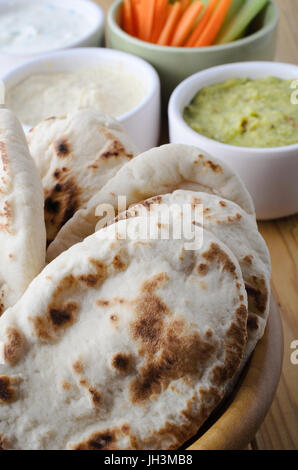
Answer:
top-left (6, 66), bottom-right (147, 127)
top-left (183, 77), bottom-right (298, 148)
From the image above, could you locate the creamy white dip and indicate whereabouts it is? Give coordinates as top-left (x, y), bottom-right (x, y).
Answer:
top-left (0, 1), bottom-right (93, 55)
top-left (6, 66), bottom-right (147, 126)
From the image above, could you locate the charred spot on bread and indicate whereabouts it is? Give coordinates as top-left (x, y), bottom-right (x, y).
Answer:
top-left (112, 353), bottom-right (132, 374)
top-left (88, 387), bottom-right (101, 407)
top-left (73, 359), bottom-right (84, 374)
top-left (0, 433), bottom-right (9, 450)
top-left (54, 138), bottom-right (71, 158)
top-left (202, 242), bottom-right (237, 276)
top-left (129, 273), bottom-right (217, 404)
top-left (247, 313), bottom-right (259, 330)
top-left (44, 176), bottom-right (81, 244)
top-left (0, 201), bottom-right (13, 234)
top-left (212, 304), bottom-right (247, 386)
top-left (3, 327), bottom-right (23, 365)
top-left (31, 301), bottom-right (78, 341)
top-left (49, 303), bottom-right (77, 327)
top-left (197, 263), bottom-right (208, 275)
top-left (72, 431), bottom-right (115, 450)
top-left (0, 376), bottom-right (16, 404)
top-left (245, 276), bottom-right (268, 315)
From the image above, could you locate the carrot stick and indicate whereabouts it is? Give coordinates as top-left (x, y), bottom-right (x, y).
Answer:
top-left (122, 0), bottom-right (135, 36)
top-left (185, 0), bottom-right (219, 47)
top-left (171, 0), bottom-right (204, 47)
top-left (195, 0), bottom-right (232, 46)
top-left (151, 0), bottom-right (169, 43)
top-left (132, 0), bottom-right (142, 38)
top-left (180, 0), bottom-right (191, 12)
top-left (142, 0), bottom-right (156, 41)
top-left (136, 0), bottom-right (148, 40)
top-left (157, 2), bottom-right (183, 46)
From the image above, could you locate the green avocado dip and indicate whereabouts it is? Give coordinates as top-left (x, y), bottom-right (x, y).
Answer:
top-left (183, 77), bottom-right (298, 148)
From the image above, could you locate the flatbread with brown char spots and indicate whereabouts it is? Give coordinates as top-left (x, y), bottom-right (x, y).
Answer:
top-left (0, 108), bottom-right (46, 316)
top-left (27, 109), bottom-right (138, 246)
top-left (46, 143), bottom-right (255, 262)
top-left (112, 190), bottom-right (271, 364)
top-left (0, 217), bottom-right (247, 449)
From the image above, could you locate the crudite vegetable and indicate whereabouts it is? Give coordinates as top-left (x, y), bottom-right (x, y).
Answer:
top-left (121, 0), bottom-right (269, 47)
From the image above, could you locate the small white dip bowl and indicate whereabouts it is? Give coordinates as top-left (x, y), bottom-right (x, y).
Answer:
top-left (169, 61), bottom-right (298, 220)
top-left (2, 47), bottom-right (161, 152)
top-left (0, 0), bottom-right (105, 76)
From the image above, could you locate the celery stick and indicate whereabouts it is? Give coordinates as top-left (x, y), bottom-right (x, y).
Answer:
top-left (223, 0), bottom-right (246, 27)
top-left (216, 0), bottom-right (269, 44)
top-left (215, 0), bottom-right (245, 43)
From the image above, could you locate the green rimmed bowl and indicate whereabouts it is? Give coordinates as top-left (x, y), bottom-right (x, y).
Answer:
top-left (107, 0), bottom-right (279, 101)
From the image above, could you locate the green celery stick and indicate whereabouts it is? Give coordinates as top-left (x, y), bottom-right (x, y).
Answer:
top-left (216, 0), bottom-right (269, 44)
top-left (219, 0), bottom-right (245, 31)
top-left (215, 0), bottom-right (246, 43)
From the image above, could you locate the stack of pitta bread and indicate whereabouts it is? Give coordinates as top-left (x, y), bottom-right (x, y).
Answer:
top-left (0, 110), bottom-right (270, 450)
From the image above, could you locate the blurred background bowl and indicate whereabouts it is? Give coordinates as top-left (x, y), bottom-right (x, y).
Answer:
top-left (107, 0), bottom-right (279, 102)
top-left (2, 48), bottom-right (161, 152)
top-left (168, 61), bottom-right (298, 220)
top-left (0, 0), bottom-right (105, 76)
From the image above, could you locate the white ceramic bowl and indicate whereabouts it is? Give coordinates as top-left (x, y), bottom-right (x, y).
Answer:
top-left (0, 0), bottom-right (105, 76)
top-left (169, 61), bottom-right (298, 220)
top-left (2, 48), bottom-right (161, 152)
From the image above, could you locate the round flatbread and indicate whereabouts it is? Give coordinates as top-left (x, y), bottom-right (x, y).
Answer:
top-left (47, 143), bottom-right (255, 262)
top-left (0, 217), bottom-right (247, 450)
top-left (0, 108), bottom-right (46, 316)
top-left (27, 109), bottom-right (139, 245)
top-left (113, 190), bottom-right (270, 362)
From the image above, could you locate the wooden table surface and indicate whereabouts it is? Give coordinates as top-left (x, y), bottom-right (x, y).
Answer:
top-left (95, 0), bottom-right (298, 450)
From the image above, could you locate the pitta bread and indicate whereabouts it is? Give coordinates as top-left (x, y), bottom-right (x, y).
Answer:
top-left (27, 109), bottom-right (139, 245)
top-left (47, 143), bottom-right (255, 262)
top-left (0, 217), bottom-right (247, 449)
top-left (0, 108), bottom-right (46, 315)
top-left (113, 190), bottom-right (270, 361)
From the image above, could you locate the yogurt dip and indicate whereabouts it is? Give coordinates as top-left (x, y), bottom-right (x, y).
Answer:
top-left (6, 66), bottom-right (147, 127)
top-left (0, 0), bottom-right (93, 55)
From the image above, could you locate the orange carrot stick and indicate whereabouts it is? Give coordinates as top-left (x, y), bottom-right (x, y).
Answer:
top-left (195, 0), bottom-right (232, 47)
top-left (151, 0), bottom-right (169, 43)
top-left (185, 0), bottom-right (219, 47)
top-left (157, 2), bottom-right (183, 46)
top-left (137, 0), bottom-right (148, 40)
top-left (180, 0), bottom-right (191, 12)
top-left (122, 0), bottom-right (135, 36)
top-left (171, 0), bottom-right (204, 47)
top-left (142, 0), bottom-right (156, 41)
top-left (132, 0), bottom-right (142, 38)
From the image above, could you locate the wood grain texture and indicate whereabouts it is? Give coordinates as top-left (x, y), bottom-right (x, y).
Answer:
top-left (257, 215), bottom-right (298, 450)
top-left (274, 0), bottom-right (298, 65)
top-left (93, 0), bottom-right (298, 449)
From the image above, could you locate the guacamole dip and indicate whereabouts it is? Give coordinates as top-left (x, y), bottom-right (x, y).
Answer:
top-left (183, 77), bottom-right (298, 148)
